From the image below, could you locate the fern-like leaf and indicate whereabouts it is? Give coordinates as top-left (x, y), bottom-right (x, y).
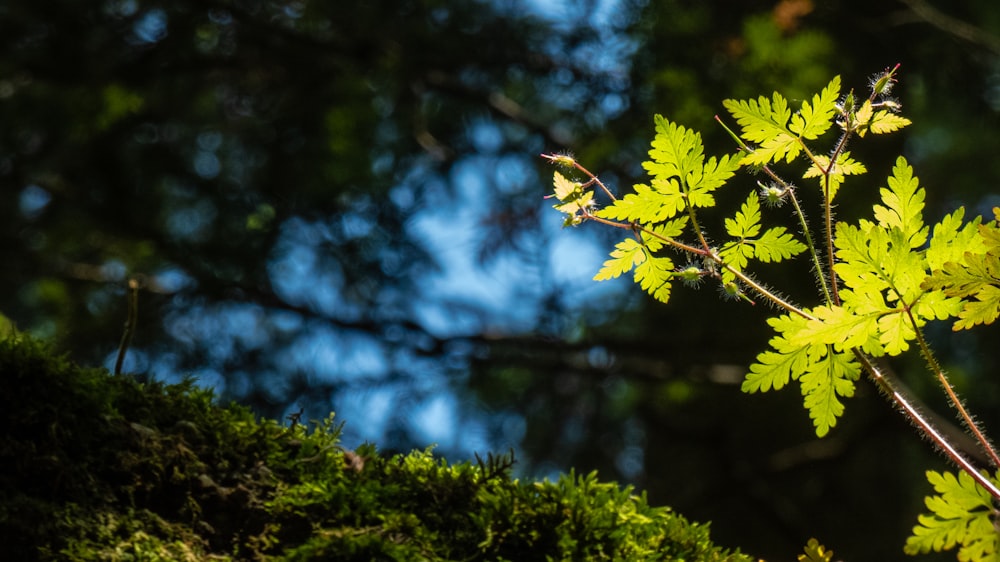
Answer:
top-left (820, 157), bottom-right (964, 355)
top-left (596, 181), bottom-right (684, 223)
top-left (923, 213), bottom-right (1000, 330)
top-left (723, 92), bottom-right (799, 165)
top-left (853, 99), bottom-right (912, 137)
top-left (753, 226), bottom-right (807, 263)
top-left (803, 151), bottom-right (867, 201)
top-left (634, 254), bottom-right (674, 303)
top-left (904, 470), bottom-right (1000, 560)
top-left (869, 109), bottom-right (912, 135)
top-left (594, 238), bottom-right (644, 281)
top-left (632, 115), bottom-right (742, 215)
top-left (720, 192), bottom-right (806, 273)
top-left (925, 208), bottom-right (983, 271)
top-left (872, 156), bottom-right (927, 247)
top-left (743, 313), bottom-right (816, 393)
top-left (789, 75), bottom-right (840, 140)
top-left (799, 348), bottom-right (860, 437)
top-left (724, 191), bottom-right (762, 239)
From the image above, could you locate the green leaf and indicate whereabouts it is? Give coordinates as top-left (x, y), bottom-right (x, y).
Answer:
top-left (789, 75), bottom-right (840, 140)
top-left (646, 216), bottom-right (689, 241)
top-left (634, 254), bottom-right (674, 303)
top-left (553, 170), bottom-right (580, 201)
top-left (953, 284), bottom-right (1000, 330)
top-left (718, 240), bottom-right (754, 273)
top-left (646, 115), bottom-right (704, 181)
top-left (743, 313), bottom-right (816, 393)
top-left (551, 171), bottom-right (594, 224)
top-left (803, 151), bottom-right (867, 201)
top-left (752, 226), bottom-right (807, 263)
top-left (643, 115), bottom-right (741, 210)
top-left (823, 160), bottom-right (960, 354)
top-left (905, 470), bottom-right (1000, 560)
top-left (923, 217), bottom-right (1000, 331)
top-left (596, 181), bottom-right (684, 223)
top-left (868, 110), bottom-right (911, 134)
top-left (723, 92), bottom-right (792, 145)
top-left (793, 304), bottom-right (877, 354)
top-left (720, 192), bottom-right (804, 270)
top-left (722, 92), bottom-right (799, 165)
top-left (594, 238), bottom-right (645, 281)
top-left (799, 349), bottom-right (860, 437)
top-left (925, 208), bottom-right (982, 271)
top-left (725, 192), bottom-right (762, 239)
top-left (872, 156), bottom-right (927, 247)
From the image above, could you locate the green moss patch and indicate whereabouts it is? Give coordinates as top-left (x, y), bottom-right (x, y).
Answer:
top-left (0, 335), bottom-right (754, 561)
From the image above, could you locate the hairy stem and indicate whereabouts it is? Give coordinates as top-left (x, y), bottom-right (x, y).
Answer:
top-left (906, 308), bottom-right (1000, 468)
top-left (856, 351), bottom-right (1000, 500)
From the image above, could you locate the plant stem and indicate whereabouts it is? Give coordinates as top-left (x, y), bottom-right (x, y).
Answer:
top-left (856, 351), bottom-right (1000, 500)
top-left (115, 277), bottom-right (140, 376)
top-left (906, 308), bottom-right (1000, 468)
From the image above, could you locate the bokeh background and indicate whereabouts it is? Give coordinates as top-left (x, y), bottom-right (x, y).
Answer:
top-left (3, 0), bottom-right (1000, 559)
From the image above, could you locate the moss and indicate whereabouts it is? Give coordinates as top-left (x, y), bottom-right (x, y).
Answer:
top-left (0, 334), bottom-right (755, 561)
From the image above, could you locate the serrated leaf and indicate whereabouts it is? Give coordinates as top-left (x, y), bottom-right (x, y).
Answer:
top-left (923, 226), bottom-right (1000, 331)
top-left (741, 133), bottom-right (799, 166)
top-left (596, 181), bottom-right (684, 223)
top-left (869, 110), bottom-right (911, 134)
top-left (691, 153), bottom-right (742, 196)
top-left (803, 151), bottom-right (867, 201)
top-left (793, 305), bottom-right (877, 353)
top-left (872, 156), bottom-right (927, 247)
top-left (925, 208), bottom-right (982, 271)
top-left (723, 92), bottom-right (792, 144)
top-left (789, 75), bottom-right (840, 140)
top-left (877, 310), bottom-right (916, 355)
top-left (725, 192), bottom-right (762, 239)
top-left (753, 226), bottom-right (807, 262)
top-left (954, 285), bottom-right (1000, 330)
top-left (743, 313), bottom-right (816, 393)
top-left (905, 470), bottom-right (1000, 559)
top-left (646, 216), bottom-right (689, 240)
top-left (634, 254), bottom-right (674, 303)
top-left (638, 115), bottom-right (741, 215)
top-left (554, 194), bottom-right (593, 215)
top-left (723, 92), bottom-right (801, 166)
top-left (718, 240), bottom-right (754, 273)
top-left (594, 238), bottom-right (644, 281)
top-left (553, 170), bottom-right (580, 201)
top-left (799, 349), bottom-right (860, 437)
top-left (551, 171), bottom-right (593, 223)
top-left (646, 115), bottom-right (703, 181)
top-left (744, 347), bottom-right (813, 393)
top-left (853, 100), bottom-right (874, 137)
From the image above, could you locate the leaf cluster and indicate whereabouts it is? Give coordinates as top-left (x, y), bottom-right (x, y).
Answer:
top-left (904, 470), bottom-right (1000, 560)
top-left (548, 67), bottom-right (1000, 559)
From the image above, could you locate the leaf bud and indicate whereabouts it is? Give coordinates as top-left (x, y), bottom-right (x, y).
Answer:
top-left (541, 153), bottom-right (577, 168)
top-left (870, 64), bottom-right (900, 97)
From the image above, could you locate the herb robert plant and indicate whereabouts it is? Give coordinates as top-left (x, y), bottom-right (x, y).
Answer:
top-left (543, 66), bottom-right (1000, 560)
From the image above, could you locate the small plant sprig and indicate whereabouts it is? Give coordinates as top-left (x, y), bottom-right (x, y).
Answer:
top-left (543, 65), bottom-right (1000, 559)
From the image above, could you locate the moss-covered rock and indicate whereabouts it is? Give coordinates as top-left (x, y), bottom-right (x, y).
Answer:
top-left (0, 335), bottom-right (755, 561)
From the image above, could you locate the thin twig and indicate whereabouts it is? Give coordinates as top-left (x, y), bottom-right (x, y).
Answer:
top-left (114, 277), bottom-right (140, 376)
